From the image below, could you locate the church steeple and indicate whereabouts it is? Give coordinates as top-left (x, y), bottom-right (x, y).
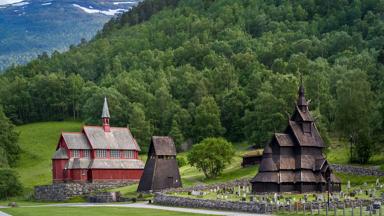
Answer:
top-left (297, 78), bottom-right (308, 112)
top-left (101, 97), bottom-right (111, 132)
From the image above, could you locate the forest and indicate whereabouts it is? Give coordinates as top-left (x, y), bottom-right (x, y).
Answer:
top-left (1, 0), bottom-right (384, 165)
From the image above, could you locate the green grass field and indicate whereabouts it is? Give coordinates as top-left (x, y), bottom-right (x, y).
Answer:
top-left (15, 121), bottom-right (83, 190)
top-left (1, 207), bottom-right (207, 216)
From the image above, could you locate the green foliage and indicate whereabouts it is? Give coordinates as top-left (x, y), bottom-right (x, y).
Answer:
top-left (0, 169), bottom-right (22, 199)
top-left (193, 97), bottom-right (225, 142)
top-left (176, 156), bottom-right (187, 167)
top-left (128, 103), bottom-right (153, 152)
top-left (335, 70), bottom-right (376, 163)
top-left (187, 137), bottom-right (234, 178)
top-left (0, 106), bottom-right (20, 167)
top-left (0, 0), bottom-right (384, 160)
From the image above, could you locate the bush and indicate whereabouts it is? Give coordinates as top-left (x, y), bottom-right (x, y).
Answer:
top-left (187, 137), bottom-right (235, 178)
top-left (0, 169), bottom-right (22, 199)
top-left (176, 156), bottom-right (187, 167)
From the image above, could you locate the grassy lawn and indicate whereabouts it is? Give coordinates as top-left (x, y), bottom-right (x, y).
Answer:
top-left (326, 138), bottom-right (384, 167)
top-left (15, 121), bottom-right (83, 190)
top-left (1, 207), bottom-right (207, 216)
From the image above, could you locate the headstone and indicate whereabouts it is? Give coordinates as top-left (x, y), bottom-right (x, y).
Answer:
top-left (317, 194), bottom-right (324, 202)
top-left (191, 190), bottom-right (202, 196)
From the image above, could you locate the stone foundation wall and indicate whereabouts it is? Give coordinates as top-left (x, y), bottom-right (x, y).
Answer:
top-left (331, 164), bottom-right (384, 177)
top-left (164, 179), bottom-right (250, 193)
top-left (34, 182), bottom-right (135, 201)
top-left (154, 193), bottom-right (267, 213)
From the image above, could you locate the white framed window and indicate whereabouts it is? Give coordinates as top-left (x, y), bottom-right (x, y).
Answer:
top-left (96, 150), bottom-right (107, 158)
top-left (72, 150), bottom-right (80, 158)
top-left (83, 150), bottom-right (90, 158)
top-left (111, 150), bottom-right (120, 158)
top-left (124, 151), bottom-right (134, 159)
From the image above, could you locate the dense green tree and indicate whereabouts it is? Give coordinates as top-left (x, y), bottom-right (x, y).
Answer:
top-left (0, 106), bottom-right (20, 167)
top-left (168, 119), bottom-right (184, 150)
top-left (243, 82), bottom-right (286, 146)
top-left (193, 96), bottom-right (225, 142)
top-left (335, 69), bottom-right (376, 163)
top-left (219, 87), bottom-right (249, 142)
top-left (128, 103), bottom-right (153, 151)
top-left (187, 137), bottom-right (234, 178)
top-left (0, 0), bottom-right (384, 158)
top-left (0, 169), bottom-right (22, 199)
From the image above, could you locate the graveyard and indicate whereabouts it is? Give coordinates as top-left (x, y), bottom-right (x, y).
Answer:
top-left (159, 173), bottom-right (384, 215)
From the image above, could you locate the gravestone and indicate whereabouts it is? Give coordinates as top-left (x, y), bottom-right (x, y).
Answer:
top-left (191, 191), bottom-right (203, 196)
top-left (317, 194), bottom-right (324, 202)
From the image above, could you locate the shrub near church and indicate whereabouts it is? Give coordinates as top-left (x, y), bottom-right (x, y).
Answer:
top-left (187, 138), bottom-right (235, 179)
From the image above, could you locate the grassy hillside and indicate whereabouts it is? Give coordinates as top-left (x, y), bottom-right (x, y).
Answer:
top-left (15, 121), bottom-right (82, 190)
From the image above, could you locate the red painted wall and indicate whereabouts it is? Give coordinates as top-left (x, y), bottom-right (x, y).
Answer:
top-left (91, 169), bottom-right (143, 181)
top-left (52, 159), bottom-right (67, 183)
top-left (70, 169), bottom-right (88, 182)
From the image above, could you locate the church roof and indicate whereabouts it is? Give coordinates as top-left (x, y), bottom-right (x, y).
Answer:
top-left (275, 133), bottom-right (294, 146)
top-left (89, 159), bottom-right (144, 169)
top-left (101, 97), bottom-right (110, 118)
top-left (52, 147), bottom-right (68, 159)
top-left (65, 158), bottom-right (91, 169)
top-left (83, 126), bottom-right (140, 150)
top-left (62, 133), bottom-right (90, 149)
top-left (151, 136), bottom-right (177, 156)
top-left (288, 120), bottom-right (325, 147)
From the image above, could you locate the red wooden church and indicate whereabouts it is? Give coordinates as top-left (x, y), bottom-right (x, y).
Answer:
top-left (52, 98), bottom-right (144, 183)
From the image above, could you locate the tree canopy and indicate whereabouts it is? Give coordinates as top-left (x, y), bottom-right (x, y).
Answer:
top-left (0, 0), bottom-right (383, 162)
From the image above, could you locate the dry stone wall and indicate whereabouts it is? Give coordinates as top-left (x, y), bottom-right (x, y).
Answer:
top-left (331, 164), bottom-right (384, 177)
top-left (154, 193), bottom-right (267, 213)
top-left (34, 182), bottom-right (135, 201)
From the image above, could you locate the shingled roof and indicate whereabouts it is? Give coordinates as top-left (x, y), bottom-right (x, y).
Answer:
top-left (288, 121), bottom-right (325, 147)
top-left (52, 147), bottom-right (68, 159)
top-left (275, 133), bottom-right (294, 146)
top-left (101, 97), bottom-right (110, 118)
top-left (89, 159), bottom-right (144, 169)
top-left (65, 158), bottom-right (91, 169)
top-left (62, 133), bottom-right (90, 149)
top-left (151, 136), bottom-right (177, 156)
top-left (83, 126), bottom-right (140, 150)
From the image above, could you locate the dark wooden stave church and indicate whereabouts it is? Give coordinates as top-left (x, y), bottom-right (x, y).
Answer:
top-left (251, 84), bottom-right (341, 193)
top-left (137, 136), bottom-right (182, 192)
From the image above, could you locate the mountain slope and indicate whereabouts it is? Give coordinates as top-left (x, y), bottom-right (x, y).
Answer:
top-left (1, 0), bottom-right (384, 161)
top-left (0, 0), bottom-right (140, 71)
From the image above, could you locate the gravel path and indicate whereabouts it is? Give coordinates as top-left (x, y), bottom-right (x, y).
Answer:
top-left (2, 202), bottom-right (267, 216)
top-left (0, 211), bottom-right (11, 216)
